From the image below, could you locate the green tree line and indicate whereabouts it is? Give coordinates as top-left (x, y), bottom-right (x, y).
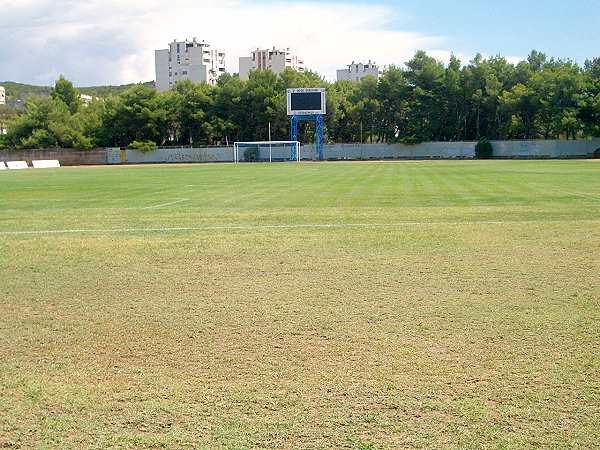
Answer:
top-left (2, 50), bottom-right (600, 150)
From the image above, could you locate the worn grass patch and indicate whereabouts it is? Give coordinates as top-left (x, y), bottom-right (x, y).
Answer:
top-left (1, 160), bottom-right (599, 448)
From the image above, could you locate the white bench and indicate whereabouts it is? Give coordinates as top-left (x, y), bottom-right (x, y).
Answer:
top-left (6, 161), bottom-right (29, 170)
top-left (32, 160), bottom-right (61, 169)
top-left (0, 162), bottom-right (6, 170)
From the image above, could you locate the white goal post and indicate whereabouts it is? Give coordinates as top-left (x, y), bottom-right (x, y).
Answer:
top-left (233, 141), bottom-right (301, 164)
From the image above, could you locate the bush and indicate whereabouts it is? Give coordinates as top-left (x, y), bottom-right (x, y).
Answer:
top-left (399, 135), bottom-right (422, 145)
top-left (244, 146), bottom-right (259, 162)
top-left (20, 129), bottom-right (58, 149)
top-left (127, 140), bottom-right (157, 152)
top-left (71, 133), bottom-right (94, 150)
top-left (475, 138), bottom-right (493, 159)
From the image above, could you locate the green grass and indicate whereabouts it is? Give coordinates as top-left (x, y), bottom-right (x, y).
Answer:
top-left (1, 160), bottom-right (599, 449)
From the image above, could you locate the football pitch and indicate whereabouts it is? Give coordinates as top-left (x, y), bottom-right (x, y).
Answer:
top-left (1, 160), bottom-right (599, 448)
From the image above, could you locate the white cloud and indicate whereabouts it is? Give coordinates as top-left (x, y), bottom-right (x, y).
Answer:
top-left (0, 0), bottom-right (483, 86)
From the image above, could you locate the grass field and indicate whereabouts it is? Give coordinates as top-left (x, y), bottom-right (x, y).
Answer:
top-left (1, 160), bottom-right (599, 449)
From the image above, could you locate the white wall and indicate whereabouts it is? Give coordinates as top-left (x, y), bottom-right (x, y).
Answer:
top-left (155, 50), bottom-right (170, 92)
top-left (239, 57), bottom-right (253, 81)
top-left (270, 53), bottom-right (287, 75)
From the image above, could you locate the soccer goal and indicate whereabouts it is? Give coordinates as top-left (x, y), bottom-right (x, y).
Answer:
top-left (233, 141), bottom-right (301, 163)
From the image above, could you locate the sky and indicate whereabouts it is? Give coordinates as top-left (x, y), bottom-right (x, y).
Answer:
top-left (1, 0), bottom-right (599, 86)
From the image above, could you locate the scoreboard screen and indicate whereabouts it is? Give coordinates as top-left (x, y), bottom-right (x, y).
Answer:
top-left (287, 88), bottom-right (326, 115)
top-left (291, 92), bottom-right (322, 111)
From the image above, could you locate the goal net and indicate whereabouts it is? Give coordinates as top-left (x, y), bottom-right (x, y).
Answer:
top-left (233, 141), bottom-right (301, 163)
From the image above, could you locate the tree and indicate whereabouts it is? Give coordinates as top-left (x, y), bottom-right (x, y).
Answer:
top-left (4, 96), bottom-right (93, 149)
top-left (97, 85), bottom-right (166, 147)
top-left (0, 105), bottom-right (19, 147)
top-left (171, 80), bottom-right (216, 145)
top-left (441, 55), bottom-right (464, 141)
top-left (377, 66), bottom-right (410, 142)
top-left (327, 80), bottom-right (359, 142)
top-left (531, 61), bottom-right (585, 139)
top-left (580, 58), bottom-right (600, 136)
top-left (499, 84), bottom-right (538, 139)
top-left (350, 76), bottom-right (381, 143)
top-left (403, 51), bottom-right (446, 142)
top-left (240, 70), bottom-right (284, 142)
top-left (5, 49), bottom-right (600, 151)
top-left (214, 73), bottom-right (244, 142)
top-left (52, 75), bottom-right (80, 114)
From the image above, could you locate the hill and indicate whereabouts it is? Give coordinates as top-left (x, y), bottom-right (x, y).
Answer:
top-left (0, 81), bottom-right (155, 100)
top-left (0, 82), bottom-right (52, 100)
top-left (78, 81), bottom-right (155, 97)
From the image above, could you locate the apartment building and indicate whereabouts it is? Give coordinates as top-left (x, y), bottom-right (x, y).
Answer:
top-left (155, 38), bottom-right (226, 92)
top-left (337, 61), bottom-right (379, 82)
top-left (239, 47), bottom-right (304, 81)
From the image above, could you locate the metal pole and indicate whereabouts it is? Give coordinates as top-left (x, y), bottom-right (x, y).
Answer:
top-left (360, 121), bottom-right (363, 144)
top-left (268, 122), bottom-right (272, 163)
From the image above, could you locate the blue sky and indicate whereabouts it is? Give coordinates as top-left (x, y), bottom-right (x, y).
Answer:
top-left (1, 0), bottom-right (599, 86)
top-left (364, 0), bottom-right (600, 62)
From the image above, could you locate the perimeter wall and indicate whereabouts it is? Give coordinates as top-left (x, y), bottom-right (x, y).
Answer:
top-left (1, 139), bottom-right (599, 166)
top-left (107, 139), bottom-right (600, 164)
top-left (0, 148), bottom-right (107, 166)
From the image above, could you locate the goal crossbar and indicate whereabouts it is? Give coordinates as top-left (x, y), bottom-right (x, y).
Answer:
top-left (233, 141), bottom-right (301, 163)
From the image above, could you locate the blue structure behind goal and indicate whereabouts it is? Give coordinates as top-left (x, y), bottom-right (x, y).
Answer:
top-left (287, 88), bottom-right (327, 161)
top-left (290, 114), bottom-right (325, 161)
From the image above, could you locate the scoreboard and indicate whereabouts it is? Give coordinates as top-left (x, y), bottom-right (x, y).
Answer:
top-left (287, 88), bottom-right (326, 116)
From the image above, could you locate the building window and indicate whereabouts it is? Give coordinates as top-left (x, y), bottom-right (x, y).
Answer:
top-left (182, 71), bottom-right (188, 75)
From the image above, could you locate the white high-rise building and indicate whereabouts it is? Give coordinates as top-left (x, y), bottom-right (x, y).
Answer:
top-left (155, 38), bottom-right (226, 92)
top-left (0, 86), bottom-right (5, 105)
top-left (239, 47), bottom-right (304, 81)
top-left (337, 61), bottom-right (379, 82)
